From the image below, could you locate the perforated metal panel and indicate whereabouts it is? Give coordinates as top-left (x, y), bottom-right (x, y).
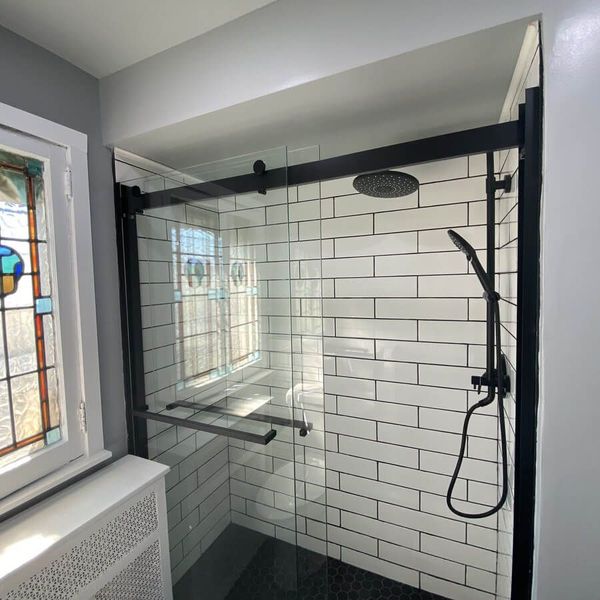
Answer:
top-left (94, 540), bottom-right (164, 600)
top-left (2, 492), bottom-right (159, 600)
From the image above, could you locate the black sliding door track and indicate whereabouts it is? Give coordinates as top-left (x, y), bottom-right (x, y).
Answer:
top-left (137, 120), bottom-right (522, 210)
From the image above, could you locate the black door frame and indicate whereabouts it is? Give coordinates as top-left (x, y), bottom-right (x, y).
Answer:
top-left (511, 86), bottom-right (542, 600)
top-left (115, 87), bottom-right (542, 599)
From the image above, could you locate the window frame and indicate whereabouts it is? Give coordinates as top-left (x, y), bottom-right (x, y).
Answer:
top-left (0, 102), bottom-right (110, 517)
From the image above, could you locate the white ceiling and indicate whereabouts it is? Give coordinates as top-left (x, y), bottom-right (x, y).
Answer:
top-left (119, 19), bottom-right (530, 169)
top-left (0, 0), bottom-right (277, 77)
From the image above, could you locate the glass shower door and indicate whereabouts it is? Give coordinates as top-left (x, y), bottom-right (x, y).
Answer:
top-left (121, 147), bottom-right (326, 599)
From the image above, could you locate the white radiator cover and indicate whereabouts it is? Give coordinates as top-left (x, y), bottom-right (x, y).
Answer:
top-left (0, 456), bottom-right (172, 600)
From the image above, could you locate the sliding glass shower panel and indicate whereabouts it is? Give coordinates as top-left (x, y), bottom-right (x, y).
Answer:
top-left (126, 147), bottom-right (326, 598)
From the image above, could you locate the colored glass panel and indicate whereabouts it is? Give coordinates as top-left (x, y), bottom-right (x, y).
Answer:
top-left (0, 245), bottom-right (24, 298)
top-left (34, 178), bottom-right (47, 241)
top-left (35, 297), bottom-right (52, 315)
top-left (0, 203), bottom-right (28, 240)
top-left (0, 148), bottom-right (60, 464)
top-left (45, 427), bottom-right (61, 445)
top-left (38, 243), bottom-right (51, 296)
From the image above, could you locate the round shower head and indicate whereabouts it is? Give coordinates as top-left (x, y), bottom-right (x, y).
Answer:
top-left (352, 170), bottom-right (419, 198)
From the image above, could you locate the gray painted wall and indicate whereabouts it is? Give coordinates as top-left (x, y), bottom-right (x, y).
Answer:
top-left (0, 25), bottom-right (127, 457)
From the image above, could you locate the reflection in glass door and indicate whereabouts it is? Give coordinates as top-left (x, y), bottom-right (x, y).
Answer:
top-left (119, 146), bottom-right (326, 599)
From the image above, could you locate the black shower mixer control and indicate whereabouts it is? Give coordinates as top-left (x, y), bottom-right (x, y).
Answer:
top-left (471, 357), bottom-right (511, 396)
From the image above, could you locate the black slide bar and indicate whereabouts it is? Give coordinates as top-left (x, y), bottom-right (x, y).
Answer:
top-left (133, 409), bottom-right (277, 445)
top-left (166, 399), bottom-right (312, 435)
top-left (138, 120), bottom-right (522, 210)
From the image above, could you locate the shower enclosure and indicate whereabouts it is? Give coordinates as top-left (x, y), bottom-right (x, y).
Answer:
top-left (115, 88), bottom-right (541, 600)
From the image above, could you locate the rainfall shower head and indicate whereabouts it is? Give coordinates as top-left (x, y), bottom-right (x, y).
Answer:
top-left (353, 170), bottom-right (419, 198)
top-left (447, 229), bottom-right (496, 298)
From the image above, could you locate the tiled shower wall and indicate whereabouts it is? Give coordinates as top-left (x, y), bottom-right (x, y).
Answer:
top-left (494, 24), bottom-right (540, 600)
top-left (136, 184), bottom-right (328, 583)
top-left (312, 157), bottom-right (502, 600)
top-left (133, 154), bottom-right (509, 599)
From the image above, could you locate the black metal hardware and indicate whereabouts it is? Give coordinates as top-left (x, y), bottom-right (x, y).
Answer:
top-left (166, 399), bottom-right (312, 436)
top-left (115, 183), bottom-right (148, 458)
top-left (121, 185), bottom-right (144, 215)
top-left (253, 159), bottom-right (266, 175)
top-left (133, 409), bottom-right (277, 445)
top-left (134, 120), bottom-right (523, 210)
top-left (445, 150), bottom-right (510, 520)
top-left (511, 86), bottom-right (542, 600)
top-left (471, 356), bottom-right (511, 396)
top-left (253, 159), bottom-right (267, 194)
top-left (495, 174), bottom-right (513, 193)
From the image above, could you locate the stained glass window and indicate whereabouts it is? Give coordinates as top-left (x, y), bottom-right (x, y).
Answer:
top-left (0, 148), bottom-right (60, 467)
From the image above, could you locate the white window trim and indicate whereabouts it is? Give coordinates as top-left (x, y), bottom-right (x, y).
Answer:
top-left (0, 101), bottom-right (111, 518)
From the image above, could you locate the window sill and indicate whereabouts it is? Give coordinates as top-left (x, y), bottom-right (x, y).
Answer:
top-left (0, 449), bottom-right (112, 521)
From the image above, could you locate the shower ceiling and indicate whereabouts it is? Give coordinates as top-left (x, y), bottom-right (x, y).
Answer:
top-left (117, 18), bottom-right (531, 168)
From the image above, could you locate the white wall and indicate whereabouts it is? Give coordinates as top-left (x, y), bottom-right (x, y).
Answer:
top-left (535, 1), bottom-right (600, 598)
top-left (99, 0), bottom-right (541, 146)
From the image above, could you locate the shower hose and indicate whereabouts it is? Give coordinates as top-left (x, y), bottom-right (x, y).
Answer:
top-left (446, 298), bottom-right (509, 519)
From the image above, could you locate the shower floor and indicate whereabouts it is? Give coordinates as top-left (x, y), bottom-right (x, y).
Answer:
top-left (174, 524), bottom-right (448, 600)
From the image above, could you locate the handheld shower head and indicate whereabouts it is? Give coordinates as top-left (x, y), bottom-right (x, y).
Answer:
top-left (447, 230), bottom-right (496, 299)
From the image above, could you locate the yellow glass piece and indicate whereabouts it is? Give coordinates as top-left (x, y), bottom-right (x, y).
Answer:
top-left (2, 275), bottom-right (15, 295)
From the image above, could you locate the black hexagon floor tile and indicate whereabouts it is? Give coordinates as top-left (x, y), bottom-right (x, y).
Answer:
top-left (224, 537), bottom-right (449, 600)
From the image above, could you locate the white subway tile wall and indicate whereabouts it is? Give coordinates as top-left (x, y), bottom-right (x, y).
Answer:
top-left (317, 153), bottom-right (506, 600)
top-left (140, 152), bottom-right (505, 597)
